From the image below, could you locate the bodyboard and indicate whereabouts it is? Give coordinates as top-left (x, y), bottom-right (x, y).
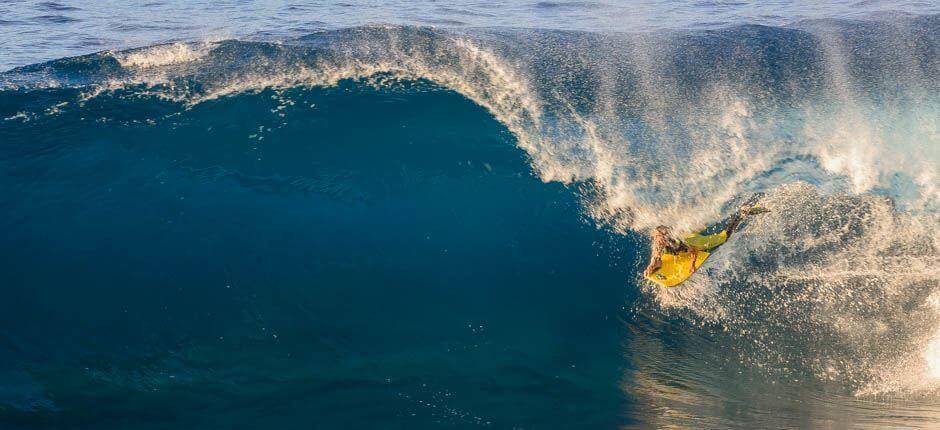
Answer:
top-left (644, 230), bottom-right (727, 287)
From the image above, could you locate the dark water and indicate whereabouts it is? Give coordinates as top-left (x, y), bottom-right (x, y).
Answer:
top-left (2, 4), bottom-right (940, 430)
top-left (0, 82), bottom-right (640, 429)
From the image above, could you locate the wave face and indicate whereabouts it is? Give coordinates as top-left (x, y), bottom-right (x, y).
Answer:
top-left (1, 12), bottom-right (939, 429)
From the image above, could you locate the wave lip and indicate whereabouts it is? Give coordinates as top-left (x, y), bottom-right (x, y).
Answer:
top-left (111, 42), bottom-right (217, 69)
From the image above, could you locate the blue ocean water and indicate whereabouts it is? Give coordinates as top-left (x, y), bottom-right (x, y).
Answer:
top-left (2, 2), bottom-right (940, 429)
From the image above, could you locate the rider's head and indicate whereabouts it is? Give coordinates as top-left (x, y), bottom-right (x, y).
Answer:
top-left (653, 225), bottom-right (671, 239)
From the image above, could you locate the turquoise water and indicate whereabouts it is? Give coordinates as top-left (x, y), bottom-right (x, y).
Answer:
top-left (2, 2), bottom-right (940, 429)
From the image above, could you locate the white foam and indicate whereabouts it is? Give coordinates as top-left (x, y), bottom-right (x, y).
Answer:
top-left (925, 294), bottom-right (940, 381)
top-left (112, 42), bottom-right (215, 69)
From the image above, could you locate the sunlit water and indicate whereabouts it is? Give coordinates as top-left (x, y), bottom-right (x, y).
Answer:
top-left (1, 1), bottom-right (939, 429)
top-left (2, 0), bottom-right (939, 71)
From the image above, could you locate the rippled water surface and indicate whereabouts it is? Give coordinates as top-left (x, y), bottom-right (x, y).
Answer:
top-left (1, 0), bottom-right (938, 70)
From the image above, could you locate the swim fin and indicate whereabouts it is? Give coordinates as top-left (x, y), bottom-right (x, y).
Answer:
top-left (745, 205), bottom-right (770, 215)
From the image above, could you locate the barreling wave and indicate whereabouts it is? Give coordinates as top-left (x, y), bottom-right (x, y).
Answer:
top-left (2, 14), bottom-right (939, 396)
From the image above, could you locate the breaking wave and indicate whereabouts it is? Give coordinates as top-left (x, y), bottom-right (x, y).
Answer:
top-left (2, 14), bottom-right (939, 399)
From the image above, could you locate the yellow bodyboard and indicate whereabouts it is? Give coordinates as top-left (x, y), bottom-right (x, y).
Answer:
top-left (644, 231), bottom-right (727, 287)
top-left (683, 230), bottom-right (727, 251)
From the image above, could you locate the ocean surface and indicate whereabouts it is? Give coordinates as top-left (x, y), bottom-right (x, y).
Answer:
top-left (1, 1), bottom-right (939, 429)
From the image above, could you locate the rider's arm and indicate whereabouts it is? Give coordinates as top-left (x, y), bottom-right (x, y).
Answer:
top-left (644, 255), bottom-right (662, 277)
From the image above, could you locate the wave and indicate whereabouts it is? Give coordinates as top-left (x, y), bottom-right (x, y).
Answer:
top-left (2, 14), bottom-right (939, 396)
